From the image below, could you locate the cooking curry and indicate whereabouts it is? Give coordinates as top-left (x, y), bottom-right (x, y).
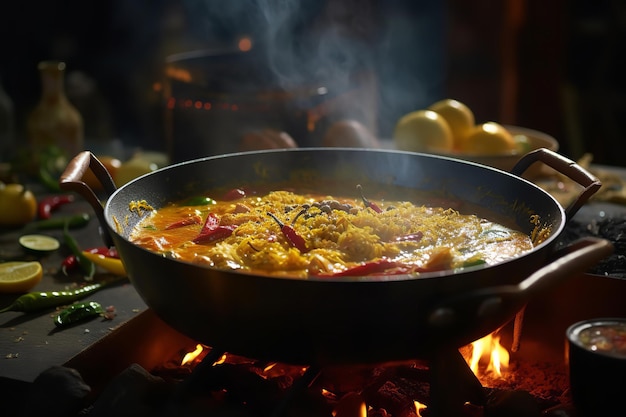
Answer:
top-left (127, 184), bottom-right (542, 278)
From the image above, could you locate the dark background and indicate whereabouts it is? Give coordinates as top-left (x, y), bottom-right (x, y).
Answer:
top-left (0, 0), bottom-right (624, 165)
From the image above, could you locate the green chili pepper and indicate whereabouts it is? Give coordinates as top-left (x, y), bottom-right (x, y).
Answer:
top-left (38, 164), bottom-right (62, 192)
top-left (0, 277), bottom-right (124, 314)
top-left (63, 219), bottom-right (95, 279)
top-left (27, 213), bottom-right (91, 231)
top-left (35, 145), bottom-right (68, 191)
top-left (462, 258), bottom-right (487, 268)
top-left (54, 301), bottom-right (104, 327)
top-left (180, 196), bottom-right (216, 206)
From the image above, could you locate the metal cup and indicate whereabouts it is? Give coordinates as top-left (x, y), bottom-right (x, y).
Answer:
top-left (566, 318), bottom-right (626, 417)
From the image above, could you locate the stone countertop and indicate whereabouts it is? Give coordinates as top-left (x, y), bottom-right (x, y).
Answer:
top-left (0, 182), bottom-right (147, 383)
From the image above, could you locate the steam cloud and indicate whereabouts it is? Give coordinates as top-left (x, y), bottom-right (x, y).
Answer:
top-left (181, 0), bottom-right (445, 136)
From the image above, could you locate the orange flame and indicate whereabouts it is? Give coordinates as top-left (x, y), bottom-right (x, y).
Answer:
top-left (181, 344), bottom-right (204, 366)
top-left (466, 333), bottom-right (510, 377)
top-left (414, 400), bottom-right (427, 417)
top-left (215, 353), bottom-right (227, 365)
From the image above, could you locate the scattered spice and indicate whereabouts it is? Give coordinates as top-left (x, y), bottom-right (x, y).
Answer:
top-left (129, 200), bottom-right (154, 215)
top-left (555, 215), bottom-right (626, 278)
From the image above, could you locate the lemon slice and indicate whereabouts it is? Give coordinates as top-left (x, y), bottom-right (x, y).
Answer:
top-left (19, 234), bottom-right (61, 253)
top-left (0, 261), bottom-right (43, 293)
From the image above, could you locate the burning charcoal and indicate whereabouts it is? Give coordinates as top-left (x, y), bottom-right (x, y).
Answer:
top-left (367, 380), bottom-right (422, 417)
top-left (85, 363), bottom-right (171, 417)
top-left (332, 392), bottom-right (368, 417)
top-left (23, 366), bottom-right (91, 417)
top-left (317, 364), bottom-right (382, 394)
top-left (484, 389), bottom-right (541, 417)
top-left (196, 363), bottom-right (290, 411)
top-left (361, 364), bottom-right (430, 416)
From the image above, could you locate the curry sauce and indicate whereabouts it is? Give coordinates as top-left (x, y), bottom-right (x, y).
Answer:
top-left (127, 185), bottom-right (535, 278)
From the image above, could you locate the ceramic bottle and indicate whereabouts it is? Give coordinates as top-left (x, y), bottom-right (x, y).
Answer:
top-left (27, 61), bottom-right (84, 157)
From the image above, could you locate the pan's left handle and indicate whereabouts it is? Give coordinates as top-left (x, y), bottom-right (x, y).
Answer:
top-left (59, 151), bottom-right (118, 248)
top-left (511, 148), bottom-right (601, 221)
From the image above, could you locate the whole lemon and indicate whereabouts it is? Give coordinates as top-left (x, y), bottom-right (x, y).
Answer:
top-left (0, 182), bottom-right (37, 227)
top-left (393, 110), bottom-right (454, 152)
top-left (82, 155), bottom-right (122, 190)
top-left (461, 122), bottom-right (517, 155)
top-left (428, 99), bottom-right (475, 149)
top-left (115, 157), bottom-right (158, 187)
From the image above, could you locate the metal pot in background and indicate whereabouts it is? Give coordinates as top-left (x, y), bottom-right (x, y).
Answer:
top-left (162, 47), bottom-right (378, 163)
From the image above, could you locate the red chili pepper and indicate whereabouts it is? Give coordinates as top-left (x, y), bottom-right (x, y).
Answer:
top-left (165, 214), bottom-right (203, 230)
top-left (356, 184), bottom-right (382, 213)
top-left (223, 188), bottom-right (246, 201)
top-left (38, 194), bottom-right (75, 219)
top-left (61, 246), bottom-right (118, 276)
top-left (267, 212), bottom-right (308, 252)
top-left (192, 213), bottom-right (236, 244)
top-left (315, 259), bottom-right (413, 277)
top-left (192, 225), bottom-right (236, 244)
top-left (199, 212), bottom-right (220, 234)
top-left (61, 254), bottom-right (79, 276)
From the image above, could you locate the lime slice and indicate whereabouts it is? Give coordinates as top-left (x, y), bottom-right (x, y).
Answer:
top-left (19, 234), bottom-right (60, 253)
top-left (0, 261), bottom-right (43, 293)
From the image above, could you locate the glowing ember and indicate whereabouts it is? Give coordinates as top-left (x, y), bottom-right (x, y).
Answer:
top-left (181, 344), bottom-right (204, 366)
top-left (214, 353), bottom-right (227, 365)
top-left (465, 332), bottom-right (510, 377)
top-left (164, 66), bottom-right (192, 83)
top-left (238, 36), bottom-right (253, 52)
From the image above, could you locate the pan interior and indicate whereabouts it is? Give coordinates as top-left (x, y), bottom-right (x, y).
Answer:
top-left (105, 148), bottom-right (565, 275)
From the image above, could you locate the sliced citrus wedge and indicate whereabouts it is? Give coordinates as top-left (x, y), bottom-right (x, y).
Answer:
top-left (0, 261), bottom-right (43, 293)
top-left (19, 234), bottom-right (60, 253)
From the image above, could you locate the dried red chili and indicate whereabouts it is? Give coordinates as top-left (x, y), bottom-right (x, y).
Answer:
top-left (222, 188), bottom-right (246, 201)
top-left (267, 211), bottom-right (308, 253)
top-left (192, 225), bottom-right (236, 244)
top-left (192, 213), bottom-right (236, 244)
top-left (315, 259), bottom-right (410, 277)
top-left (165, 214), bottom-right (202, 230)
top-left (356, 184), bottom-right (382, 213)
top-left (38, 194), bottom-right (75, 219)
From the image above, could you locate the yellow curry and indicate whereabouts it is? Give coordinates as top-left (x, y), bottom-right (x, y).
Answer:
top-left (128, 184), bottom-right (536, 278)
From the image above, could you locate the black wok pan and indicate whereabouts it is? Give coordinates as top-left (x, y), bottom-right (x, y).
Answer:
top-left (61, 148), bottom-right (612, 365)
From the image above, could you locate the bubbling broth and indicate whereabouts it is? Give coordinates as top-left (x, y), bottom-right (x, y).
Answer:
top-left (127, 181), bottom-right (538, 278)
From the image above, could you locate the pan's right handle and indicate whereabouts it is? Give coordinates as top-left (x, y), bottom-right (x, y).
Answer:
top-left (511, 148), bottom-right (601, 221)
top-left (59, 151), bottom-right (117, 248)
top-left (428, 237), bottom-right (613, 329)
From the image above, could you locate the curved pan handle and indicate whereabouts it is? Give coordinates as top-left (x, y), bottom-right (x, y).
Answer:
top-left (428, 237), bottom-right (614, 329)
top-left (511, 148), bottom-right (601, 221)
top-left (59, 151), bottom-right (118, 248)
